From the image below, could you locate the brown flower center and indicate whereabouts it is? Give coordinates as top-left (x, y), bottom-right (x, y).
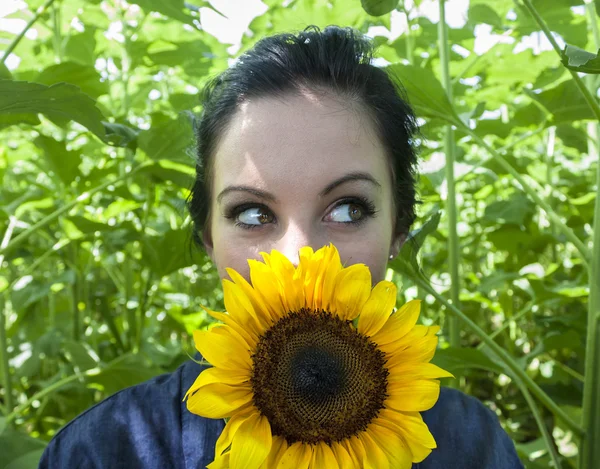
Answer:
top-left (250, 308), bottom-right (389, 444)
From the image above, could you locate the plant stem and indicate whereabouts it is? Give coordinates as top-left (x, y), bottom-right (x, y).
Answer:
top-left (513, 374), bottom-right (563, 469)
top-left (545, 126), bottom-right (558, 262)
top-left (0, 217), bottom-right (17, 424)
top-left (411, 273), bottom-right (583, 436)
top-left (0, 160), bottom-right (154, 262)
top-left (517, 0), bottom-right (600, 122)
top-left (0, 0), bottom-right (57, 64)
top-left (438, 0), bottom-right (461, 352)
top-left (462, 126), bottom-right (592, 264)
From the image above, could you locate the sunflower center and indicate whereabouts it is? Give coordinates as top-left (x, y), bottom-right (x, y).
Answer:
top-left (250, 308), bottom-right (389, 444)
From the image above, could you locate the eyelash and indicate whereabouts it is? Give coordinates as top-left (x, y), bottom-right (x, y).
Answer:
top-left (224, 197), bottom-right (378, 231)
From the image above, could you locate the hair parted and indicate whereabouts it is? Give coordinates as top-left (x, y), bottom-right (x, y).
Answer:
top-left (186, 25), bottom-right (420, 249)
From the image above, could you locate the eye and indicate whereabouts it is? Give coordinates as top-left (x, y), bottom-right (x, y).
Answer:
top-left (328, 203), bottom-right (364, 223)
top-left (236, 206), bottom-right (274, 227)
top-left (324, 197), bottom-right (377, 225)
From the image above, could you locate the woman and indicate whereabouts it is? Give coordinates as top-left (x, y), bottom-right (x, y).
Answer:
top-left (39, 26), bottom-right (523, 468)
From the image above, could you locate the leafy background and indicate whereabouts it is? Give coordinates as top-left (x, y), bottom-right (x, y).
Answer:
top-left (0, 0), bottom-right (599, 468)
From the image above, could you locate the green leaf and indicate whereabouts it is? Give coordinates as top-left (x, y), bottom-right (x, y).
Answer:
top-left (62, 339), bottom-right (98, 371)
top-left (527, 80), bottom-right (595, 123)
top-left (103, 122), bottom-right (140, 149)
top-left (468, 4), bottom-right (503, 29)
top-left (34, 135), bottom-right (81, 186)
top-left (385, 64), bottom-right (459, 124)
top-left (91, 354), bottom-right (162, 396)
top-left (141, 228), bottom-right (196, 277)
top-left (138, 112), bottom-right (195, 164)
top-left (389, 210), bottom-right (441, 278)
top-left (0, 430), bottom-right (46, 469)
top-left (127, 0), bottom-right (196, 24)
top-left (35, 62), bottom-right (109, 99)
top-left (5, 449), bottom-right (46, 469)
top-left (0, 62), bottom-right (12, 80)
top-left (360, 0), bottom-right (397, 16)
top-left (63, 28), bottom-right (97, 66)
top-left (560, 44), bottom-right (600, 74)
top-left (432, 347), bottom-right (504, 376)
top-left (483, 194), bottom-right (536, 226)
top-left (0, 80), bottom-right (106, 138)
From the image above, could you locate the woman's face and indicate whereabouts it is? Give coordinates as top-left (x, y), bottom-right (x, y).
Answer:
top-left (203, 91), bottom-right (405, 284)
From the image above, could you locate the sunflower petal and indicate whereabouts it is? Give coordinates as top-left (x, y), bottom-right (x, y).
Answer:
top-left (227, 267), bottom-right (274, 331)
top-left (249, 260), bottom-right (287, 322)
top-left (204, 310), bottom-right (258, 350)
top-left (384, 334), bottom-right (440, 365)
top-left (357, 280), bottom-right (397, 337)
top-left (371, 300), bottom-right (421, 345)
top-left (320, 244), bottom-right (343, 311)
top-left (193, 327), bottom-right (252, 370)
top-left (207, 452), bottom-right (230, 469)
top-left (377, 409), bottom-right (436, 462)
top-left (230, 412), bottom-right (272, 469)
top-left (277, 442), bottom-right (312, 469)
top-left (386, 362), bottom-right (454, 382)
top-left (186, 383), bottom-right (252, 419)
top-left (330, 442), bottom-right (354, 469)
top-left (223, 280), bottom-right (263, 335)
top-left (184, 366), bottom-right (249, 401)
top-left (260, 436), bottom-right (288, 469)
top-left (215, 406), bottom-right (257, 457)
top-left (369, 422), bottom-right (413, 469)
top-left (386, 379), bottom-right (441, 412)
top-left (332, 264), bottom-right (372, 320)
top-left (359, 431), bottom-right (390, 469)
top-left (311, 443), bottom-right (339, 469)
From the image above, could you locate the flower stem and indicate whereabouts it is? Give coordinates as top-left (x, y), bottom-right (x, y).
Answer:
top-left (581, 7), bottom-right (600, 466)
top-left (512, 374), bottom-right (563, 469)
top-left (411, 273), bottom-right (584, 437)
top-left (0, 160), bottom-right (154, 262)
top-left (517, 0), bottom-right (600, 122)
top-left (438, 0), bottom-right (461, 352)
top-left (0, 0), bottom-right (57, 64)
top-left (461, 126), bottom-right (592, 264)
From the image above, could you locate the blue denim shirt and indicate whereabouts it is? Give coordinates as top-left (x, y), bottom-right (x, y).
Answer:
top-left (38, 359), bottom-right (524, 468)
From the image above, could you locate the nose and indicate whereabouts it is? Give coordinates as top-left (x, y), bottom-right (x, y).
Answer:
top-left (274, 222), bottom-right (316, 266)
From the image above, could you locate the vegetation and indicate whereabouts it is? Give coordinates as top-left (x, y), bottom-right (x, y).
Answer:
top-left (0, 0), bottom-right (599, 467)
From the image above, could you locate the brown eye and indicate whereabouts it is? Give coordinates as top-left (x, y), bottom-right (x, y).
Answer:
top-left (328, 203), bottom-right (364, 223)
top-left (237, 207), bottom-right (274, 226)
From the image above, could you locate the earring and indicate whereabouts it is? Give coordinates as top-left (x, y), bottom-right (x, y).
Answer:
top-left (389, 254), bottom-right (394, 260)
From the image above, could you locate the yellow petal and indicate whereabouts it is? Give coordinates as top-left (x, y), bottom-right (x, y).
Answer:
top-left (341, 437), bottom-right (363, 468)
top-left (384, 334), bottom-right (439, 366)
top-left (223, 280), bottom-right (263, 336)
top-left (204, 309), bottom-right (258, 350)
top-left (376, 410), bottom-right (436, 462)
top-left (249, 260), bottom-right (288, 321)
top-left (371, 300), bottom-right (421, 345)
top-left (368, 422), bottom-right (413, 469)
top-left (386, 362), bottom-right (454, 382)
top-left (320, 244), bottom-right (343, 311)
top-left (215, 406), bottom-right (257, 457)
top-left (193, 327), bottom-right (252, 370)
top-left (207, 452), bottom-right (229, 469)
top-left (277, 442), bottom-right (312, 469)
top-left (184, 366), bottom-right (249, 401)
top-left (330, 442), bottom-right (354, 469)
top-left (311, 443), bottom-right (339, 469)
top-left (358, 431), bottom-right (389, 469)
top-left (332, 264), bottom-right (372, 321)
top-left (226, 267), bottom-right (274, 330)
top-left (357, 281), bottom-right (397, 337)
top-left (186, 383), bottom-right (252, 419)
top-left (230, 412), bottom-right (272, 469)
top-left (261, 250), bottom-right (303, 313)
top-left (386, 379), bottom-right (441, 412)
top-left (260, 436), bottom-right (288, 469)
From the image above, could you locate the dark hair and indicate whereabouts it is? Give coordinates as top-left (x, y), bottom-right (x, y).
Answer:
top-left (186, 25), bottom-right (419, 249)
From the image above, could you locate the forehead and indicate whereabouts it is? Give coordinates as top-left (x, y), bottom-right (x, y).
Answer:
top-left (211, 92), bottom-right (390, 192)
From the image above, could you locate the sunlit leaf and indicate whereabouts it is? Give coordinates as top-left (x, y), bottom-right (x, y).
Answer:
top-left (0, 80), bottom-right (106, 138)
top-left (360, 0), bottom-right (397, 16)
top-left (560, 44), bottom-right (600, 74)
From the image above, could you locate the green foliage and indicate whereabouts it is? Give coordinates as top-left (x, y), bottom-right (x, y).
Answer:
top-left (0, 0), bottom-right (599, 468)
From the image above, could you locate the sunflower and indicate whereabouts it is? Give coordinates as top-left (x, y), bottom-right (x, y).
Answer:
top-left (184, 244), bottom-right (452, 469)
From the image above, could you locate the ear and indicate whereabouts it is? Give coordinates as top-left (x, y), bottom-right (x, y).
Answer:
top-left (202, 220), bottom-right (215, 262)
top-left (389, 232), bottom-right (407, 259)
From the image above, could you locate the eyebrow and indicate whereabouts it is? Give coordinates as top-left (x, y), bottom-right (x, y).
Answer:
top-left (216, 171), bottom-right (381, 204)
